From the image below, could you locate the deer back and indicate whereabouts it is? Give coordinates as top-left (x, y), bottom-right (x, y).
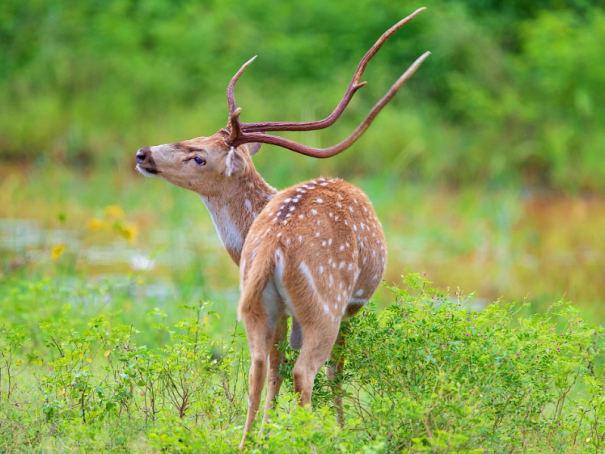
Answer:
top-left (239, 177), bottom-right (386, 325)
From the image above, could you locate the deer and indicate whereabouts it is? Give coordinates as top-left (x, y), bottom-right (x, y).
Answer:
top-left (135, 7), bottom-right (429, 448)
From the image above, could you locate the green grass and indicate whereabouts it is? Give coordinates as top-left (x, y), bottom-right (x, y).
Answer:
top-left (1, 274), bottom-right (604, 452)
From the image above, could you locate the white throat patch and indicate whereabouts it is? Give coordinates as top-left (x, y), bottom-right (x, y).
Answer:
top-left (199, 195), bottom-right (244, 254)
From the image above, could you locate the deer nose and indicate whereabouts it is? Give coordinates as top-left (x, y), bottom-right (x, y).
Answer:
top-left (136, 147), bottom-right (150, 164)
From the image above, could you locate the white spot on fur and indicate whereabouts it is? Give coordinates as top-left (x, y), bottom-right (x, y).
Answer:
top-left (245, 199), bottom-right (252, 212)
top-left (316, 198), bottom-right (323, 203)
top-left (299, 261), bottom-right (318, 293)
top-left (338, 261), bottom-right (345, 270)
top-left (339, 245), bottom-right (344, 251)
top-left (355, 289), bottom-right (364, 296)
top-left (319, 266), bottom-right (324, 274)
top-left (348, 298), bottom-right (368, 305)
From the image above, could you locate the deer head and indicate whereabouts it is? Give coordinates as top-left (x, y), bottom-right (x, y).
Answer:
top-left (135, 136), bottom-right (262, 197)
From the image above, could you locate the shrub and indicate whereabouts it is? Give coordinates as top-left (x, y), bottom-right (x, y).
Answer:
top-left (0, 274), bottom-right (603, 452)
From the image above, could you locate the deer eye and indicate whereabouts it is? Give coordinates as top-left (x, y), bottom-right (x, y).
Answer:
top-left (193, 157), bottom-right (206, 166)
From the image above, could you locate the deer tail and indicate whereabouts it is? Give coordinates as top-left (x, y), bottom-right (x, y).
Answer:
top-left (238, 248), bottom-right (276, 319)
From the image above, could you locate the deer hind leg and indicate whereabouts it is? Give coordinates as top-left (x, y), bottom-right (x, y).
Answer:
top-left (292, 319), bottom-right (340, 409)
top-left (259, 314), bottom-right (288, 436)
top-left (326, 329), bottom-right (346, 426)
top-left (239, 307), bottom-right (273, 450)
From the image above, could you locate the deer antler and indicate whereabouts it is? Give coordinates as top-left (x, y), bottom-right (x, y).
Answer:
top-left (224, 7), bottom-right (430, 158)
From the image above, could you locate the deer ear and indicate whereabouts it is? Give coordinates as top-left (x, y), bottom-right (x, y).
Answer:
top-left (246, 142), bottom-right (263, 156)
top-left (225, 147), bottom-right (247, 178)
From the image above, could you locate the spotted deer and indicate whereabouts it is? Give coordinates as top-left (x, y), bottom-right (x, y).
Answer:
top-left (135, 7), bottom-right (429, 448)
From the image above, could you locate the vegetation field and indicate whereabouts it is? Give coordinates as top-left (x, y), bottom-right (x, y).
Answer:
top-left (2, 164), bottom-right (605, 452)
top-left (1, 272), bottom-right (605, 452)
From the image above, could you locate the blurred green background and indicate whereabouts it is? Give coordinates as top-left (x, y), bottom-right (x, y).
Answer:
top-left (1, 0), bottom-right (605, 330)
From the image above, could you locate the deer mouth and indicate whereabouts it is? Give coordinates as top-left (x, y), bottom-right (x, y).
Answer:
top-left (136, 164), bottom-right (160, 176)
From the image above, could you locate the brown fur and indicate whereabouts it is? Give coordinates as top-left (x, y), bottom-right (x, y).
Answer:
top-left (239, 177), bottom-right (386, 322)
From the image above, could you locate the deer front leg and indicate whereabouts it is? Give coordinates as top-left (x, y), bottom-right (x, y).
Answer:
top-left (326, 329), bottom-right (346, 426)
top-left (240, 309), bottom-right (272, 450)
top-left (259, 314), bottom-right (288, 436)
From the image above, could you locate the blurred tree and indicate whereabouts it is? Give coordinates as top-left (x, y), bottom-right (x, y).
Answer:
top-left (0, 0), bottom-right (603, 190)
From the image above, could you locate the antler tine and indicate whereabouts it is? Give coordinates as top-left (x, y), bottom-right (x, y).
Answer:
top-left (227, 55), bottom-right (257, 115)
top-left (229, 51), bottom-right (431, 158)
top-left (240, 7), bottom-right (427, 133)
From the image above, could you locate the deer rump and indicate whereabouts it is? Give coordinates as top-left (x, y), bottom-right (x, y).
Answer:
top-left (237, 177), bottom-right (387, 349)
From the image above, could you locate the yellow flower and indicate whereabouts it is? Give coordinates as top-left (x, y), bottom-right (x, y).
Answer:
top-left (50, 243), bottom-right (66, 262)
top-left (104, 205), bottom-right (124, 219)
top-left (117, 223), bottom-right (139, 243)
top-left (88, 217), bottom-right (102, 231)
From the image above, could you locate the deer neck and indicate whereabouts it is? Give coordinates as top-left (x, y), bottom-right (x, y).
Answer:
top-left (198, 171), bottom-right (276, 265)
